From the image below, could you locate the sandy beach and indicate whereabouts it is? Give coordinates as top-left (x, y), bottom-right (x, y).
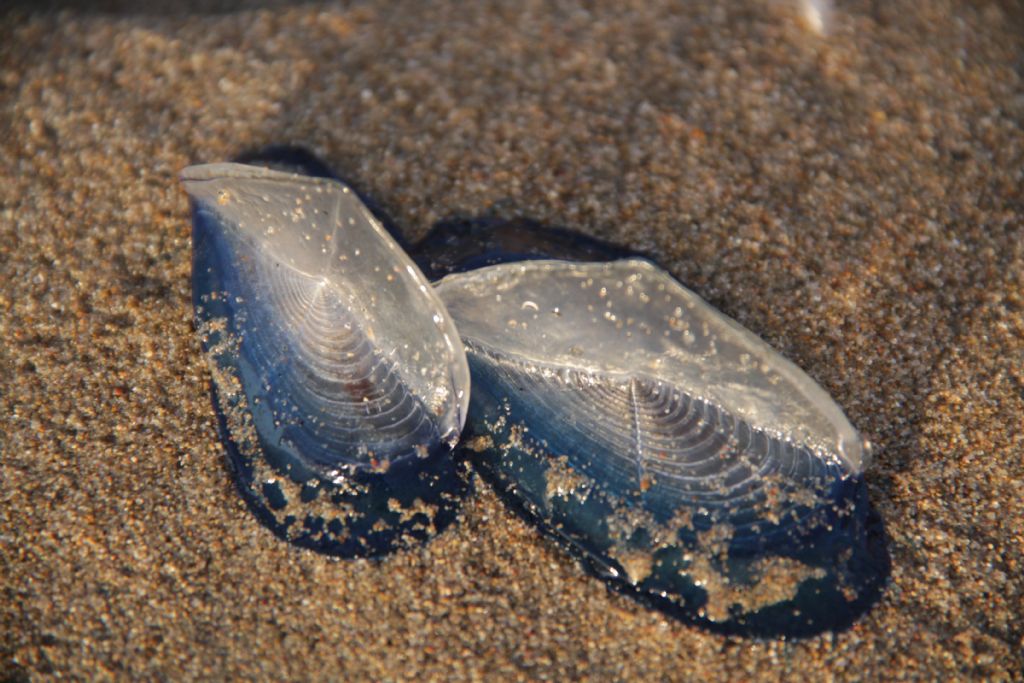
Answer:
top-left (1, 0), bottom-right (1022, 678)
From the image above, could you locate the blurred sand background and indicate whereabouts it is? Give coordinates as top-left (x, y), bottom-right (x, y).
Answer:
top-left (1, 0), bottom-right (1022, 679)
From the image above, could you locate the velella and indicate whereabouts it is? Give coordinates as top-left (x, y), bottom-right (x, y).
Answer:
top-left (434, 258), bottom-right (888, 637)
top-left (184, 147), bottom-right (886, 634)
top-left (184, 162), bottom-right (470, 558)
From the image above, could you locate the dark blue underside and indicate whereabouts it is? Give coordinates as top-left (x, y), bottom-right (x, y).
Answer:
top-left (208, 379), bottom-right (470, 558)
top-left (462, 354), bottom-right (889, 638)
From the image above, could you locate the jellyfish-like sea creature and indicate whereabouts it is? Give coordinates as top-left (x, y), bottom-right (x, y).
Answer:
top-left (184, 163), bottom-right (470, 558)
top-left (432, 258), bottom-right (887, 636)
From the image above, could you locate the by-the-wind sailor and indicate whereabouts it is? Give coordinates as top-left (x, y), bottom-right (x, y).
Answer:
top-left (435, 258), bottom-right (887, 636)
top-left (183, 162), bottom-right (470, 557)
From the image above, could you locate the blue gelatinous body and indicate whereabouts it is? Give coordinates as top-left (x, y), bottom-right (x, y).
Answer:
top-left (457, 348), bottom-right (886, 636)
top-left (186, 161), bottom-right (470, 558)
top-left (425, 245), bottom-right (888, 638)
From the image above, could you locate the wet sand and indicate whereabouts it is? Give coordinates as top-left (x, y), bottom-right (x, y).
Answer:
top-left (1, 0), bottom-right (1022, 679)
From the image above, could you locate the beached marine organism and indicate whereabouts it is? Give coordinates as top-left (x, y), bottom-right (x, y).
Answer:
top-left (183, 147), bottom-right (886, 635)
top-left (434, 258), bottom-right (888, 637)
top-left (183, 163), bottom-right (470, 558)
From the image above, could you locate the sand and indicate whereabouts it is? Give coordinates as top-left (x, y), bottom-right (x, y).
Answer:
top-left (1, 0), bottom-right (1022, 679)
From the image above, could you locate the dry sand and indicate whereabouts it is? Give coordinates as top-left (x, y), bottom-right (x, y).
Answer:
top-left (1, 0), bottom-right (1022, 679)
